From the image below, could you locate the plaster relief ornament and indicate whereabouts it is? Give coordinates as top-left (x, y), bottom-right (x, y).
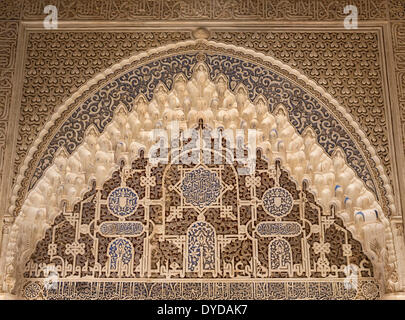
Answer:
top-left (262, 187), bottom-right (294, 217)
top-left (3, 40), bottom-right (400, 299)
top-left (181, 167), bottom-right (221, 209)
top-left (108, 238), bottom-right (133, 273)
top-left (107, 187), bottom-right (139, 217)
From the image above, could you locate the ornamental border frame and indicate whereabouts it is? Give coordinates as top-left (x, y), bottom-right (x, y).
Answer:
top-left (1, 21), bottom-right (404, 295)
top-left (5, 26), bottom-right (397, 220)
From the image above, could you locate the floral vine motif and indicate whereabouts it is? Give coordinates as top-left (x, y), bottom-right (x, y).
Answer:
top-left (181, 167), bottom-right (221, 209)
top-left (0, 21), bottom-right (18, 197)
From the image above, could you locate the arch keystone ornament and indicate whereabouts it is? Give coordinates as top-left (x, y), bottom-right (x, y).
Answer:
top-left (1, 39), bottom-right (403, 300)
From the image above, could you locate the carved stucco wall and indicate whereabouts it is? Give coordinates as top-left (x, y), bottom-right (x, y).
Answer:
top-left (0, 0), bottom-right (405, 299)
top-left (6, 52), bottom-right (393, 299)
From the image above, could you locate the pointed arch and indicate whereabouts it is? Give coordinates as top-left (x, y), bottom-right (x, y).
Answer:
top-left (269, 238), bottom-right (293, 272)
top-left (2, 39), bottom-right (400, 296)
top-left (107, 238), bottom-right (134, 277)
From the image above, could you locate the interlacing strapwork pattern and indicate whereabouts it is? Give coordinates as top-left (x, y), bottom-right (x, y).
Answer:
top-left (211, 31), bottom-right (391, 174)
top-left (21, 52), bottom-right (382, 212)
top-left (22, 125), bottom-right (379, 299)
top-left (15, 30), bottom-right (392, 186)
top-left (8, 63), bottom-right (390, 299)
top-left (0, 0), bottom-right (403, 300)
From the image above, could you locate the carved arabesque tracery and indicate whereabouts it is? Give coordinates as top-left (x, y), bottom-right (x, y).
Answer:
top-left (10, 41), bottom-right (395, 221)
top-left (0, 0), bottom-right (404, 300)
top-left (3, 61), bottom-right (397, 298)
top-left (21, 122), bottom-right (379, 299)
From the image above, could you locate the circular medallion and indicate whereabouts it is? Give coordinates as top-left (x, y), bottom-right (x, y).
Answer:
top-left (262, 187), bottom-right (293, 217)
top-left (361, 281), bottom-right (380, 300)
top-left (107, 187), bottom-right (139, 217)
top-left (181, 167), bottom-right (221, 209)
top-left (23, 281), bottom-right (42, 300)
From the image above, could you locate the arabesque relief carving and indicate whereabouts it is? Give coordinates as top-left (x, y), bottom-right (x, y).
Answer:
top-left (0, 21), bottom-right (18, 191)
top-left (17, 0), bottom-right (391, 21)
top-left (11, 40), bottom-right (395, 227)
top-left (2, 63), bottom-right (399, 298)
top-left (0, 0), bottom-right (404, 300)
top-left (212, 31), bottom-right (392, 177)
top-left (14, 30), bottom-right (393, 191)
top-left (392, 22), bottom-right (405, 152)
